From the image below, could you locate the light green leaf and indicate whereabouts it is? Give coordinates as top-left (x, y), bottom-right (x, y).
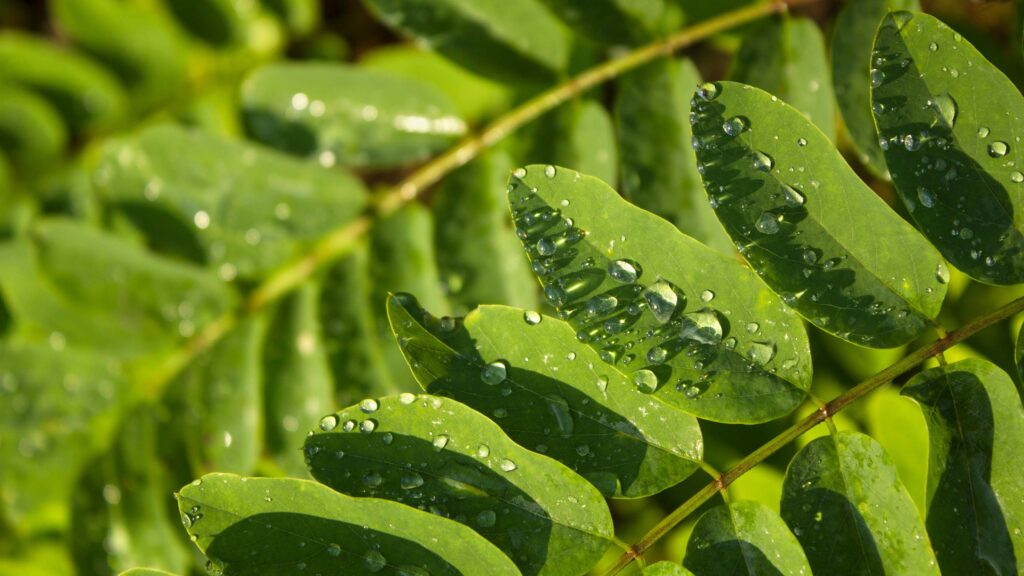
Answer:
top-left (1018, 322), bottom-right (1024, 384)
top-left (538, 0), bottom-right (682, 45)
top-left (865, 384), bottom-right (928, 514)
top-left (510, 165), bottom-right (811, 423)
top-left (260, 0), bottom-right (319, 36)
top-left (387, 294), bottom-right (702, 498)
top-left (0, 345), bottom-right (129, 534)
top-left (163, 0), bottom-right (276, 49)
top-left (901, 358), bottom-right (1024, 575)
top-left (731, 16), bottom-right (835, 141)
top-left (684, 500), bottom-right (811, 575)
top-left (361, 0), bottom-right (570, 85)
top-left (178, 473), bottom-right (521, 576)
top-left (263, 281), bottom-right (334, 476)
top-left (642, 562), bottom-right (693, 576)
top-left (96, 124), bottom-right (368, 280)
top-left (51, 0), bottom-right (188, 112)
top-left (615, 58), bottom-right (732, 254)
top-left (185, 315), bottom-right (267, 475)
top-left (242, 62), bottom-right (466, 168)
top-left (0, 85), bottom-right (67, 171)
top-left (872, 10), bottom-right (1024, 284)
top-left (781, 431), bottom-right (939, 575)
top-left (117, 569), bottom-right (181, 576)
top-left (691, 80), bottom-right (947, 347)
top-left (306, 393), bottom-right (613, 576)
top-left (0, 32), bottom-right (125, 135)
top-left (433, 150), bottom-right (539, 313)
top-left (832, 0), bottom-right (919, 178)
top-left (564, 100), bottom-right (618, 188)
top-left (0, 219), bottom-right (234, 356)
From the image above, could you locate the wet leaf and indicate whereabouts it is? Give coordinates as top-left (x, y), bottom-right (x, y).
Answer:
top-left (872, 11), bottom-right (1024, 284)
top-left (510, 165), bottom-right (811, 423)
top-left (832, 0), bottom-right (919, 178)
top-left (387, 294), bottom-right (703, 498)
top-left (902, 359), bottom-right (1024, 575)
top-left (781, 431), bottom-right (939, 575)
top-left (692, 81), bottom-right (947, 347)
top-left (178, 473), bottom-right (520, 576)
top-left (306, 393), bottom-right (613, 576)
top-left (731, 16), bottom-right (835, 141)
top-left (684, 500), bottom-right (811, 575)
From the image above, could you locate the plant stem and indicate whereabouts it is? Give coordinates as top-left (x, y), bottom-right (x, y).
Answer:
top-left (140, 0), bottom-right (801, 399)
top-left (602, 294), bottom-right (1024, 576)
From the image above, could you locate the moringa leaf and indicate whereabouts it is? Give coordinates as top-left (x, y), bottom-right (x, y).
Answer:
top-left (832, 0), bottom-right (919, 178)
top-left (781, 431), bottom-right (939, 575)
top-left (242, 62), bottom-right (466, 168)
top-left (509, 165), bottom-right (811, 423)
top-left (361, 0), bottom-right (571, 85)
top-left (616, 58), bottom-right (733, 254)
top-left (95, 124), bottom-right (368, 280)
top-left (901, 359), bottom-right (1024, 575)
top-left (731, 16), bottom-right (835, 141)
top-left (683, 500), bottom-right (811, 575)
top-left (178, 473), bottom-right (521, 576)
top-left (872, 11), bottom-right (1024, 284)
top-left (387, 294), bottom-right (703, 498)
top-left (305, 393), bottom-right (613, 576)
top-left (691, 80), bottom-right (947, 348)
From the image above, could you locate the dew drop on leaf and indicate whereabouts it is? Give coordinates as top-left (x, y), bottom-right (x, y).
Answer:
top-left (643, 281), bottom-right (679, 324)
top-left (364, 550), bottom-right (387, 572)
top-left (723, 116), bottom-right (747, 136)
top-left (782, 184), bottom-right (806, 206)
top-left (499, 459), bottom-right (517, 472)
top-left (633, 369), bottom-right (658, 393)
top-left (359, 420), bottom-right (376, 433)
top-left (400, 472), bottom-right (424, 490)
top-left (319, 414), bottom-right (339, 431)
top-left (608, 259), bottom-right (639, 283)
top-left (752, 151), bottom-right (775, 172)
top-left (988, 141), bottom-right (1009, 157)
top-left (481, 361), bottom-right (508, 385)
top-left (476, 509), bottom-right (497, 527)
top-left (432, 434), bottom-right (449, 450)
top-left (936, 262), bottom-right (950, 284)
top-left (359, 398), bottom-right (379, 413)
top-left (523, 310), bottom-right (542, 325)
top-left (755, 212), bottom-right (780, 234)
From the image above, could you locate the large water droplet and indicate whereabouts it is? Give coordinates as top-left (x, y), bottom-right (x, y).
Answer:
top-left (870, 68), bottom-right (885, 88)
top-left (401, 472), bottom-right (425, 490)
top-left (360, 398), bottom-right (379, 413)
top-left (680, 309), bottom-right (723, 345)
top-left (433, 434), bottom-right (449, 450)
top-left (782, 184), bottom-right (806, 206)
top-left (359, 420), bottom-right (376, 433)
top-left (362, 472), bottom-right (383, 487)
top-left (917, 187), bottom-right (936, 208)
top-left (476, 509), bottom-right (497, 527)
top-left (977, 126), bottom-right (990, 138)
top-left (499, 459), bottom-right (517, 472)
top-left (586, 294), bottom-right (619, 315)
top-left (747, 340), bottom-right (777, 364)
top-left (723, 116), bottom-right (747, 136)
top-left (523, 310), bottom-right (542, 325)
top-left (608, 259), bottom-right (639, 283)
top-left (647, 346), bottom-right (668, 364)
top-left (633, 369), bottom-right (658, 393)
top-left (546, 395), bottom-right (575, 437)
top-left (697, 82), bottom-right (720, 101)
top-left (643, 281), bottom-right (679, 324)
top-left (481, 361), bottom-right (508, 385)
top-left (476, 444), bottom-right (490, 458)
top-left (364, 550), bottom-right (387, 572)
top-left (928, 93), bottom-right (957, 128)
top-left (544, 165), bottom-right (557, 178)
top-left (752, 151), bottom-right (774, 172)
top-left (326, 543), bottom-right (342, 557)
top-left (988, 141), bottom-right (1009, 158)
top-left (936, 262), bottom-right (950, 284)
top-left (319, 414), bottom-right (339, 431)
top-left (755, 212), bottom-right (780, 234)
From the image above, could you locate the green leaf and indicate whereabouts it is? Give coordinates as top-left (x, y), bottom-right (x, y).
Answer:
top-left (433, 150), bottom-right (539, 313)
top-left (117, 569), bottom-right (181, 576)
top-left (831, 0), bottom-right (919, 178)
top-left (361, 45), bottom-right (513, 124)
top-left (263, 281), bottom-right (334, 476)
top-left (563, 100), bottom-right (618, 188)
top-left (96, 124), bottom-right (368, 280)
top-left (0, 345), bottom-right (129, 534)
top-left (260, 0), bottom-right (320, 36)
top-left (163, 0), bottom-right (276, 49)
top-left (872, 10), bottom-right (1024, 284)
top-left (1018, 322), bottom-right (1024, 384)
top-left (0, 32), bottom-right (125, 135)
top-left (305, 393), bottom-right (613, 576)
top-left (538, 0), bottom-right (681, 45)
top-left (864, 384), bottom-right (929, 514)
top-left (509, 165), bottom-right (811, 423)
top-left (901, 358), bottom-right (1024, 575)
top-left (0, 219), bottom-right (234, 356)
top-left (51, 0), bottom-right (188, 112)
top-left (684, 500), bottom-right (811, 575)
top-left (178, 473), bottom-right (521, 576)
top-left (781, 431), bottom-right (939, 575)
top-left (642, 562), bottom-right (693, 576)
top-left (185, 315), bottom-right (267, 475)
top-left (691, 80), bottom-right (947, 347)
top-left (615, 59), bottom-right (733, 254)
top-left (0, 85), bottom-right (67, 171)
top-left (361, 0), bottom-right (571, 85)
top-left (731, 16), bottom-right (835, 142)
top-left (387, 294), bottom-right (703, 498)
top-left (241, 62), bottom-right (466, 168)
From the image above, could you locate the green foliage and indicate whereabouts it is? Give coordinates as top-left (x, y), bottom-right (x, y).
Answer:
top-left (2, 1), bottom-right (1024, 575)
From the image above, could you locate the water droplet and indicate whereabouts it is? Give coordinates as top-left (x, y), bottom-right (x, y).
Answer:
top-left (988, 141), bottom-right (1009, 157)
top-left (1012, 171), bottom-right (1024, 183)
top-left (633, 369), bottom-right (658, 393)
top-left (977, 126), bottom-right (990, 138)
top-left (752, 151), bottom-right (774, 172)
top-left (536, 238), bottom-right (556, 256)
top-left (399, 392), bottom-right (416, 405)
top-left (476, 509), bottom-right (497, 527)
top-left (643, 281), bottom-right (679, 324)
top-left (647, 346), bottom-right (668, 364)
top-left (797, 138), bottom-right (807, 147)
top-left (723, 116), bottom-right (747, 136)
top-left (870, 68), bottom-right (885, 88)
top-left (595, 375), bottom-right (609, 393)
top-left (364, 550), bottom-right (387, 572)
top-left (360, 398), bottom-right (379, 413)
top-left (319, 415), bottom-right (338, 431)
top-left (700, 289), bottom-right (715, 303)
top-left (360, 420), bottom-right (376, 433)
top-left (680, 309), bottom-right (723, 345)
top-left (476, 444), bottom-right (490, 458)
top-left (782, 184), bottom-right (805, 206)
top-left (586, 294), bottom-right (619, 315)
top-left (917, 187), bottom-right (936, 208)
top-left (697, 82), bottom-right (720, 101)
top-left (481, 361), bottom-right (508, 385)
top-left (433, 434), bottom-right (449, 450)
top-left (523, 310), bottom-right (541, 325)
top-left (928, 93), bottom-right (957, 127)
top-left (401, 472), bottom-right (425, 490)
top-left (544, 165), bottom-right (556, 178)
top-left (546, 395), bottom-right (574, 436)
top-left (608, 259), bottom-right (639, 283)
top-left (512, 167), bottom-right (527, 179)
top-left (936, 262), bottom-right (950, 284)
top-left (576, 444), bottom-right (591, 456)
top-left (327, 543), bottom-right (341, 557)
top-left (362, 472), bottom-right (383, 487)
top-left (499, 459), bottom-right (517, 472)
top-left (929, 41), bottom-right (938, 51)
top-left (747, 340), bottom-right (777, 364)
top-left (756, 212), bottom-right (780, 234)
top-left (746, 322), bottom-right (760, 334)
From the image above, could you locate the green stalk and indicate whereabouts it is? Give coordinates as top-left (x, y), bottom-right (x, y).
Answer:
top-left (601, 294), bottom-right (1024, 575)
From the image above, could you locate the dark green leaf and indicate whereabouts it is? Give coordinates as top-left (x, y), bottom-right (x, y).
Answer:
top-left (872, 11), bottom-right (1024, 284)
top-left (96, 124), bottom-right (368, 280)
top-left (387, 294), bottom-right (703, 498)
top-left (832, 0), bottom-right (919, 177)
top-left (263, 281), bottom-right (334, 476)
top-left (0, 85), bottom-right (67, 171)
top-left (0, 32), bottom-right (125, 135)
top-left (242, 62), bottom-right (466, 168)
top-left (691, 80), bottom-right (947, 347)
top-left (361, 0), bottom-right (571, 85)
top-left (433, 150), bottom-right (539, 313)
top-left (684, 500), bottom-right (811, 575)
top-left (178, 473), bottom-right (520, 575)
top-left (510, 165), bottom-right (811, 423)
top-left (731, 16), bottom-right (835, 141)
top-left (306, 393), bottom-right (613, 576)
top-left (781, 431), bottom-right (938, 575)
top-left (616, 59), bottom-right (733, 254)
top-left (902, 358), bottom-right (1024, 575)
top-left (538, 0), bottom-right (682, 45)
